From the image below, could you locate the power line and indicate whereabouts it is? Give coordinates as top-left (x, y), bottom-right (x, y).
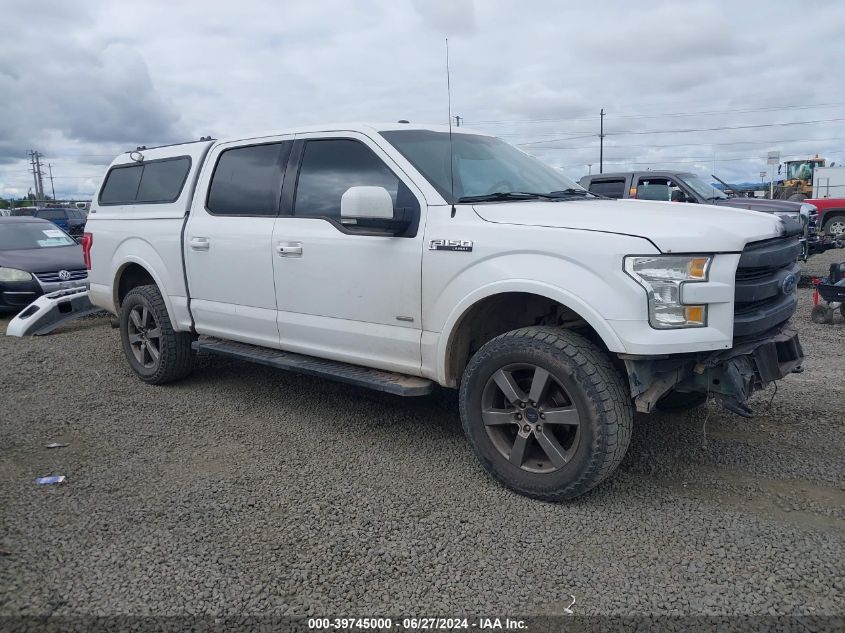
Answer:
top-left (526, 136), bottom-right (845, 151)
top-left (471, 101), bottom-right (845, 125)
top-left (519, 117), bottom-right (845, 146)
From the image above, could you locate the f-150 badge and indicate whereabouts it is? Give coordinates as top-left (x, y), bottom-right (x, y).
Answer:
top-left (429, 239), bottom-right (473, 252)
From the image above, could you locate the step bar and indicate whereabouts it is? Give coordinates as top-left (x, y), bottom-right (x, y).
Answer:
top-left (192, 338), bottom-right (435, 397)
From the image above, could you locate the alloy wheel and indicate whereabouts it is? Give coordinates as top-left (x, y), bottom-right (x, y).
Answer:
top-left (481, 363), bottom-right (581, 473)
top-left (127, 304), bottom-right (162, 369)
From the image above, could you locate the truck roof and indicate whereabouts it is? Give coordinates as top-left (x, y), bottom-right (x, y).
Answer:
top-left (582, 170), bottom-right (697, 179)
top-left (123, 123), bottom-right (492, 156)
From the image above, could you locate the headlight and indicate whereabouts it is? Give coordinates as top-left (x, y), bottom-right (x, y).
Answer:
top-left (0, 267), bottom-right (33, 282)
top-left (624, 255), bottom-right (711, 329)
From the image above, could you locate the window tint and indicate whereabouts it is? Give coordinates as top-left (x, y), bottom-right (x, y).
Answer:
top-left (99, 157), bottom-right (191, 205)
top-left (587, 179), bottom-right (626, 198)
top-left (38, 209), bottom-right (67, 221)
top-left (294, 139), bottom-right (403, 219)
top-left (207, 143), bottom-right (289, 216)
top-left (100, 165), bottom-right (143, 204)
top-left (136, 157), bottom-right (191, 202)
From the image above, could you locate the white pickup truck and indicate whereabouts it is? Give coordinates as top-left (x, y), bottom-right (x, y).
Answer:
top-left (84, 123), bottom-right (804, 500)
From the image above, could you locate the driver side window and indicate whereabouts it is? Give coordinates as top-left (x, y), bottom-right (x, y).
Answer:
top-left (294, 139), bottom-right (414, 220)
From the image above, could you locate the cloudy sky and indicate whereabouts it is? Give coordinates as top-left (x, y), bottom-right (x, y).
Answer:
top-left (1, 0), bottom-right (844, 199)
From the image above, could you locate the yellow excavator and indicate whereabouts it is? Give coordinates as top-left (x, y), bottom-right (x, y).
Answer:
top-left (775, 155), bottom-right (827, 201)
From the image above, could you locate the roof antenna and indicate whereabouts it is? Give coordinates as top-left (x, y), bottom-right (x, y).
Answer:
top-left (446, 36), bottom-right (456, 218)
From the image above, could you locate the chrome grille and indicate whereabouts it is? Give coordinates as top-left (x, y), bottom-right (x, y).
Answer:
top-left (34, 269), bottom-right (88, 283)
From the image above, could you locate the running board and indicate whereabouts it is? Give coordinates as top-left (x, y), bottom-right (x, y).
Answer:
top-left (192, 338), bottom-right (435, 397)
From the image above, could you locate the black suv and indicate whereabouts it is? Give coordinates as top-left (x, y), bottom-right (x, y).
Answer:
top-left (10, 207), bottom-right (87, 238)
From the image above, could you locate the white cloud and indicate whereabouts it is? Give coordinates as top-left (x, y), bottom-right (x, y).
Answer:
top-left (1, 0), bottom-right (844, 198)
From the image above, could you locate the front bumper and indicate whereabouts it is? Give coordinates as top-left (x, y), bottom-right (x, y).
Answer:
top-left (0, 278), bottom-right (87, 311)
top-left (623, 326), bottom-right (804, 417)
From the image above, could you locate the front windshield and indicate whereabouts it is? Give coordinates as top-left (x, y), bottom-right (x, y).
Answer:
top-left (381, 130), bottom-right (586, 203)
top-left (0, 223), bottom-right (76, 250)
top-left (683, 175), bottom-right (727, 200)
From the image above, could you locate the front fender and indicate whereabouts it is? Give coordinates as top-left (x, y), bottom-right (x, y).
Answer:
top-left (434, 277), bottom-right (629, 385)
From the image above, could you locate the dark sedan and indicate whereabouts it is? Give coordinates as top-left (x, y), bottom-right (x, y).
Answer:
top-left (0, 217), bottom-right (87, 312)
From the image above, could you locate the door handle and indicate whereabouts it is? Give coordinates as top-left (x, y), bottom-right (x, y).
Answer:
top-left (276, 242), bottom-right (303, 257)
top-left (189, 237), bottom-right (210, 251)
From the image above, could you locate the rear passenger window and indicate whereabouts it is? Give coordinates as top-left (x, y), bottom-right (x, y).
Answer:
top-left (207, 143), bottom-right (290, 216)
top-left (294, 139), bottom-right (405, 220)
top-left (99, 157), bottom-right (191, 205)
top-left (100, 166), bottom-right (143, 204)
top-left (587, 179), bottom-right (626, 198)
top-left (136, 158), bottom-right (191, 202)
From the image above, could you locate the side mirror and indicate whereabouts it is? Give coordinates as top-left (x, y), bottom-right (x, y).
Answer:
top-left (341, 186), bottom-right (394, 220)
top-left (340, 186), bottom-right (410, 234)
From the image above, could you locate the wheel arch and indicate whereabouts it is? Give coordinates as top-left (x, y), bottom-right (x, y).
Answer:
top-left (437, 281), bottom-right (626, 387)
top-left (822, 208), bottom-right (845, 230)
top-left (112, 258), bottom-right (179, 329)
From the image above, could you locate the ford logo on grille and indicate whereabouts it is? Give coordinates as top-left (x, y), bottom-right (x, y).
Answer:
top-left (781, 273), bottom-right (797, 295)
top-left (58, 270), bottom-right (72, 281)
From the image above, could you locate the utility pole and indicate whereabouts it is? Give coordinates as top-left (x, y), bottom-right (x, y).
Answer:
top-left (34, 151), bottom-right (45, 201)
top-left (599, 109), bottom-right (605, 174)
top-left (48, 163), bottom-right (56, 200)
top-left (29, 150), bottom-right (40, 199)
top-left (587, 163), bottom-right (592, 175)
top-left (454, 115), bottom-right (462, 127)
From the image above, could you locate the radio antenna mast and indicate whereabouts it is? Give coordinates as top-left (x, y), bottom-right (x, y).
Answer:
top-left (446, 37), bottom-right (456, 216)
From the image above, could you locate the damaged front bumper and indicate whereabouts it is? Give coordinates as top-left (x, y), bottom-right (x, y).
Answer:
top-left (622, 326), bottom-right (804, 417)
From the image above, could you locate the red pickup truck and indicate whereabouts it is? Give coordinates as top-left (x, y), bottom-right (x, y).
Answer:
top-left (808, 198), bottom-right (845, 240)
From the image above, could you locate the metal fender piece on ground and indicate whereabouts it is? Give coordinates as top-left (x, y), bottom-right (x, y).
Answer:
top-left (5, 287), bottom-right (105, 337)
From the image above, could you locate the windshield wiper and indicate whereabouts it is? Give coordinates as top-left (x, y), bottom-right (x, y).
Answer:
top-left (548, 188), bottom-right (590, 197)
top-left (457, 192), bottom-right (550, 203)
top-left (458, 190), bottom-right (591, 203)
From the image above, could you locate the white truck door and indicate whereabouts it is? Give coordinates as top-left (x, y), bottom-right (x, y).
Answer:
top-left (271, 133), bottom-right (425, 375)
top-left (184, 137), bottom-right (293, 347)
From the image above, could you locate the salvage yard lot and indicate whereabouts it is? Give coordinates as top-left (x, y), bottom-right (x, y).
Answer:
top-left (1, 249), bottom-right (844, 617)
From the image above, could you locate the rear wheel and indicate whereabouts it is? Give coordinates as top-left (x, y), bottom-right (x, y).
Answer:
top-left (459, 327), bottom-right (633, 501)
top-left (120, 284), bottom-right (194, 384)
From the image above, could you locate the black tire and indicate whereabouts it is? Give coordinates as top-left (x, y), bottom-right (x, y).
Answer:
top-left (787, 193), bottom-right (807, 202)
top-left (811, 305), bottom-right (833, 325)
top-left (459, 326), bottom-right (633, 501)
top-left (119, 284), bottom-right (194, 384)
top-left (656, 390), bottom-right (707, 412)
top-left (823, 215), bottom-right (845, 239)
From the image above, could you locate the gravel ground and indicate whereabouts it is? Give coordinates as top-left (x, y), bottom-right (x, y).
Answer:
top-left (1, 254), bottom-right (843, 619)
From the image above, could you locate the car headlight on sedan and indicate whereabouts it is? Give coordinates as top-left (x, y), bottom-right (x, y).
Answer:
top-left (0, 267), bottom-right (33, 282)
top-left (624, 255), bottom-right (711, 329)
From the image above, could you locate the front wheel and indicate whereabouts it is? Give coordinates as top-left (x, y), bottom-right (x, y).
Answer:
top-left (120, 284), bottom-right (194, 384)
top-left (459, 327), bottom-right (633, 501)
top-left (824, 215), bottom-right (845, 239)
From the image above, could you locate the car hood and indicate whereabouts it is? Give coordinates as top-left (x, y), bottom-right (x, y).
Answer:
top-left (0, 245), bottom-right (85, 273)
top-left (711, 197), bottom-right (803, 214)
top-left (471, 198), bottom-right (786, 253)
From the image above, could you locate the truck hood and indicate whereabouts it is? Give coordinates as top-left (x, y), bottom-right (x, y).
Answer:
top-left (711, 197), bottom-right (803, 214)
top-left (471, 198), bottom-right (786, 253)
